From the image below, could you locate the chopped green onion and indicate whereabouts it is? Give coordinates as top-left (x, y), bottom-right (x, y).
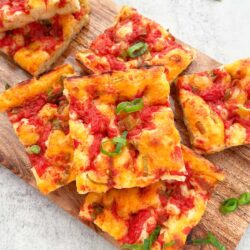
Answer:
top-left (90, 202), bottom-right (104, 220)
top-left (122, 244), bottom-right (143, 250)
top-left (163, 241), bottom-right (175, 248)
top-left (238, 192), bottom-right (250, 205)
top-left (116, 98), bottom-right (144, 114)
top-left (127, 42), bottom-right (148, 58)
top-left (144, 225), bottom-right (161, 250)
top-left (86, 174), bottom-right (108, 186)
top-left (101, 131), bottom-right (128, 157)
top-left (192, 232), bottom-right (225, 250)
top-left (220, 198), bottom-right (238, 214)
top-left (26, 145), bottom-right (41, 155)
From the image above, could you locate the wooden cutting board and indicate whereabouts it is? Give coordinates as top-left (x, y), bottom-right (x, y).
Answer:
top-left (0, 0), bottom-right (249, 249)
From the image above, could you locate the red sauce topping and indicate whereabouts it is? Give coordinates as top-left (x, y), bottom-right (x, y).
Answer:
top-left (71, 98), bottom-right (110, 134)
top-left (164, 181), bottom-right (195, 213)
top-left (89, 133), bottom-right (103, 163)
top-left (8, 94), bottom-right (47, 123)
top-left (58, 0), bottom-right (67, 8)
top-left (29, 155), bottom-right (50, 177)
top-left (126, 105), bottom-right (163, 138)
top-left (121, 209), bottom-right (152, 244)
top-left (170, 146), bottom-right (183, 162)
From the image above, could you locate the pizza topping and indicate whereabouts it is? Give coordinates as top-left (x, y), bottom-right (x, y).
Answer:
top-left (220, 198), bottom-right (238, 214)
top-left (30, 154), bottom-right (50, 177)
top-left (8, 94), bottom-right (47, 123)
top-left (220, 192), bottom-right (250, 214)
top-left (101, 131), bottom-right (128, 157)
top-left (90, 202), bottom-right (104, 220)
top-left (238, 192), bottom-right (250, 205)
top-left (192, 232), bottom-right (225, 250)
top-left (26, 145), bottom-right (41, 155)
top-left (163, 241), bottom-right (175, 248)
top-left (116, 98), bottom-right (144, 114)
top-left (127, 42), bottom-right (148, 59)
top-left (86, 174), bottom-right (108, 186)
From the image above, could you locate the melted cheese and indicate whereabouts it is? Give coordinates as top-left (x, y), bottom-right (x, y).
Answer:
top-left (15, 121), bottom-right (40, 146)
top-left (179, 89), bottom-right (225, 153)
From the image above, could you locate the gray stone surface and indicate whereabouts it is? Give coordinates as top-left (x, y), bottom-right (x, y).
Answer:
top-left (0, 0), bottom-right (249, 249)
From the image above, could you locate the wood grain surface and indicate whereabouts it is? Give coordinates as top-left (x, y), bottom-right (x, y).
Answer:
top-left (0, 0), bottom-right (249, 249)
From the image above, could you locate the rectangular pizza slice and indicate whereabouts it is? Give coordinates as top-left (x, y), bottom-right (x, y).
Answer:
top-left (176, 58), bottom-right (250, 154)
top-left (79, 145), bottom-right (224, 249)
top-left (64, 66), bottom-right (186, 194)
top-left (0, 0), bottom-right (90, 76)
top-left (0, 0), bottom-right (80, 32)
top-left (0, 64), bottom-right (76, 194)
top-left (76, 6), bottom-right (195, 83)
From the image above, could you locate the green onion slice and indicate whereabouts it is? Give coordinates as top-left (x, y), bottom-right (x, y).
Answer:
top-left (163, 241), bottom-right (175, 248)
top-left (127, 42), bottom-right (148, 58)
top-left (26, 145), bottom-right (41, 155)
top-left (238, 192), bottom-right (250, 205)
top-left (122, 244), bottom-right (143, 250)
top-left (192, 232), bottom-right (225, 250)
top-left (116, 98), bottom-right (144, 114)
top-left (144, 225), bottom-right (161, 250)
top-left (220, 198), bottom-right (238, 214)
top-left (86, 174), bottom-right (107, 186)
top-left (101, 131), bottom-right (128, 157)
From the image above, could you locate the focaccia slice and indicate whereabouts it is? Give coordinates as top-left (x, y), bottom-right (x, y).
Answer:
top-left (0, 0), bottom-right (90, 76)
top-left (64, 66), bottom-right (186, 194)
top-left (76, 6), bottom-right (195, 83)
top-left (176, 58), bottom-right (250, 154)
top-left (80, 145), bottom-right (224, 249)
top-left (0, 64), bottom-right (75, 194)
top-left (0, 0), bottom-right (80, 32)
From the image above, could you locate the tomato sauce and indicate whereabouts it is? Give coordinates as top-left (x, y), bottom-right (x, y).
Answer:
top-left (58, 0), bottom-right (67, 8)
top-left (165, 182), bottom-right (195, 213)
top-left (106, 55), bottom-right (126, 71)
top-left (71, 98), bottom-right (110, 134)
top-left (120, 209), bottom-right (152, 244)
top-left (8, 94), bottom-right (47, 123)
top-left (29, 154), bottom-right (50, 177)
top-left (89, 133), bottom-right (103, 163)
top-left (91, 32), bottom-right (114, 56)
top-left (200, 85), bottom-right (225, 102)
top-left (125, 105), bottom-right (163, 138)
top-left (170, 146), bottom-right (183, 162)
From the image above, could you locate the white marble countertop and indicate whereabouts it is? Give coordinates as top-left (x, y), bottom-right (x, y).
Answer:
top-left (0, 0), bottom-right (249, 249)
